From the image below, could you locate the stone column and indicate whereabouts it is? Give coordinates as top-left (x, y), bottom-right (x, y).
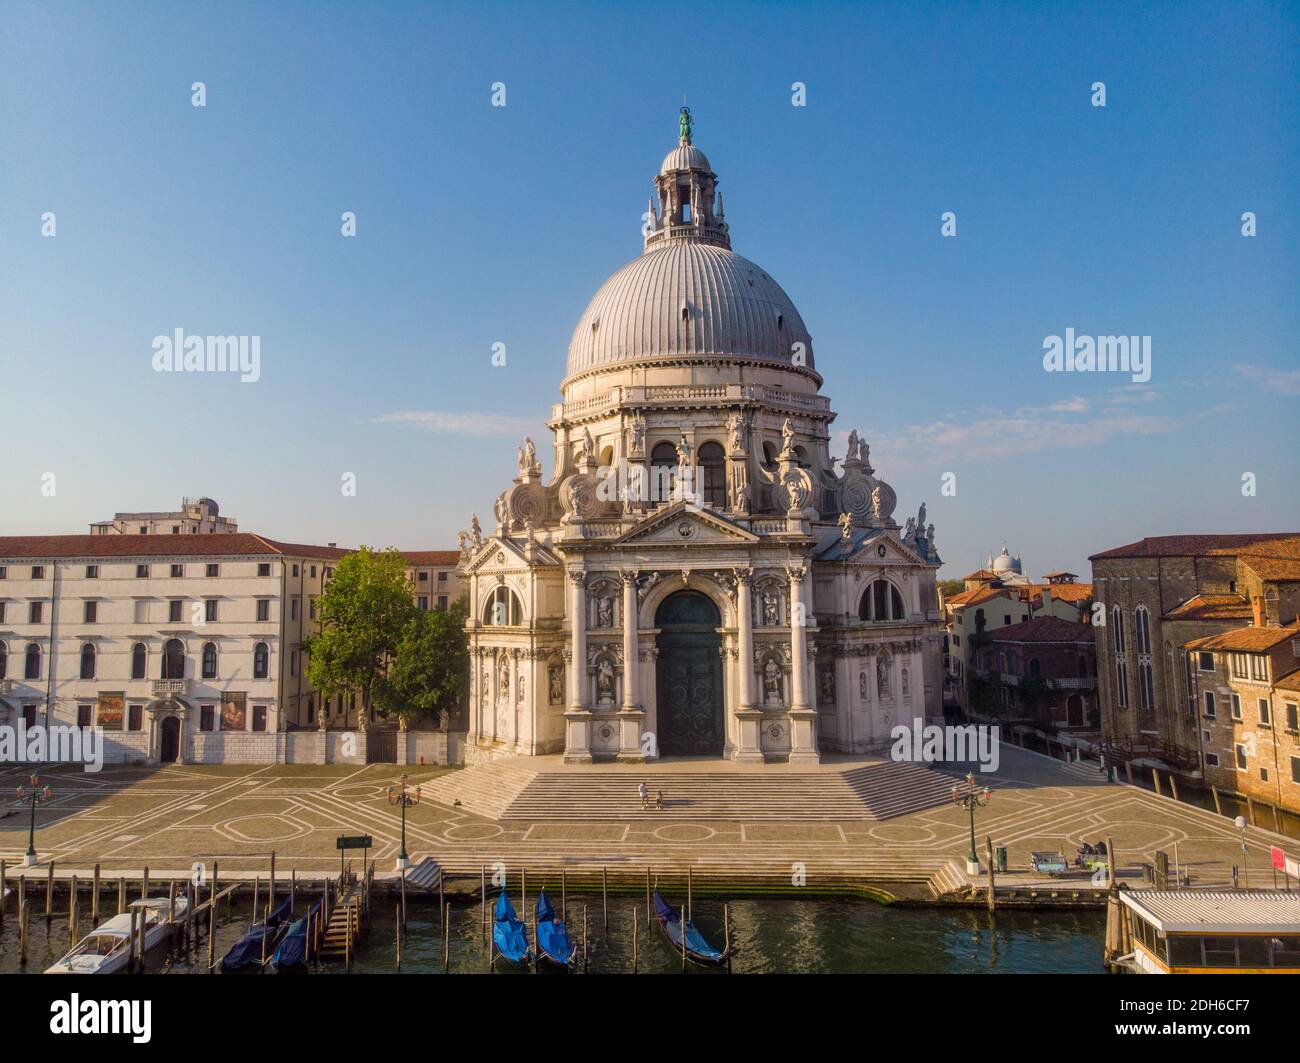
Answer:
top-left (733, 569), bottom-right (763, 762)
top-left (788, 563), bottom-right (820, 764)
top-left (617, 572), bottom-right (646, 762)
top-left (563, 571), bottom-right (592, 763)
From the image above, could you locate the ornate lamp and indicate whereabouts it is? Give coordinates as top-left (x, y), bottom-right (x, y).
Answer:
top-left (16, 773), bottom-right (53, 866)
top-left (386, 772), bottom-right (421, 871)
top-left (951, 771), bottom-right (991, 876)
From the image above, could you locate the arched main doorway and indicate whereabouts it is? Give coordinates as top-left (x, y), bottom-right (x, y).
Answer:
top-left (160, 716), bottom-right (181, 763)
top-left (655, 590), bottom-right (724, 756)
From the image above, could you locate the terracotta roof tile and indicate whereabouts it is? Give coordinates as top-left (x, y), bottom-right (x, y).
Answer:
top-left (1164, 594), bottom-right (1253, 622)
top-left (400, 551), bottom-right (461, 566)
top-left (1239, 555), bottom-right (1300, 582)
top-left (983, 616), bottom-right (1095, 644)
top-left (1090, 533), bottom-right (1300, 561)
top-left (1184, 622), bottom-right (1300, 653)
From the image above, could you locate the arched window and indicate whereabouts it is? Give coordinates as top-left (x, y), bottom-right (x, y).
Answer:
top-left (253, 642), bottom-right (269, 679)
top-left (161, 638), bottom-right (185, 680)
top-left (131, 642), bottom-right (147, 680)
top-left (25, 643), bottom-right (40, 680)
top-left (0, 642), bottom-right (6, 681)
top-left (1134, 606), bottom-right (1151, 654)
top-left (650, 442), bottom-right (677, 503)
top-left (697, 442), bottom-right (726, 509)
top-left (201, 642), bottom-right (218, 680)
top-left (483, 586), bottom-right (523, 626)
top-left (80, 643), bottom-right (96, 680)
top-left (859, 579), bottom-right (905, 622)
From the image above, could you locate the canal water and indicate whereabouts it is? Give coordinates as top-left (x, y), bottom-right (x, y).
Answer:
top-left (0, 892), bottom-right (1104, 974)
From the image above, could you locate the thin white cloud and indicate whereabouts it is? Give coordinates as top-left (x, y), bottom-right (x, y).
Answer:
top-left (1047, 397), bottom-right (1089, 413)
top-left (374, 410), bottom-right (539, 437)
top-left (1235, 364), bottom-right (1300, 397)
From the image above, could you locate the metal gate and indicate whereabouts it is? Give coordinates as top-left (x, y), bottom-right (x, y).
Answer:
top-left (367, 728), bottom-right (398, 763)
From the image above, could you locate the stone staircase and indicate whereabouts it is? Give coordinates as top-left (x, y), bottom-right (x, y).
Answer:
top-left (418, 761), bottom-right (539, 819)
top-left (492, 760), bottom-right (958, 823)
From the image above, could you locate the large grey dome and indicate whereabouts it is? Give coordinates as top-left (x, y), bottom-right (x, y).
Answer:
top-left (565, 238), bottom-right (814, 378)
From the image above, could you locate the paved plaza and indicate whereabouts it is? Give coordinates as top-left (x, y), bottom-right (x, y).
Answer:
top-left (0, 746), bottom-right (1291, 898)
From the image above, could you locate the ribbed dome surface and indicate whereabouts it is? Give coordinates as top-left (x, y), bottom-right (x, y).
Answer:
top-left (660, 143), bottom-right (711, 174)
top-left (566, 242), bottom-right (814, 378)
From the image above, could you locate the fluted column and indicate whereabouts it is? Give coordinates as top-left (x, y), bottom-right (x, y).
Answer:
top-left (621, 572), bottom-right (639, 710)
top-left (564, 571), bottom-right (592, 763)
top-left (789, 567), bottom-right (811, 711)
top-left (733, 567), bottom-right (764, 762)
top-left (617, 571), bottom-right (647, 762)
top-left (788, 562), bottom-right (820, 764)
top-left (736, 570), bottom-right (756, 710)
top-left (568, 572), bottom-right (587, 710)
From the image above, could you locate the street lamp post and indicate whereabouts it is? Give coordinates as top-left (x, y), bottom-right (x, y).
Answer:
top-left (386, 773), bottom-right (421, 871)
top-left (16, 773), bottom-right (53, 867)
top-left (952, 771), bottom-right (991, 876)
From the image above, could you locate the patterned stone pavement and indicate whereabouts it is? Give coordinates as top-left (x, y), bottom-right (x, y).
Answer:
top-left (0, 746), bottom-right (1292, 896)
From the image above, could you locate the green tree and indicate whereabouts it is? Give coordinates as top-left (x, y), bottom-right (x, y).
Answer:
top-left (375, 597), bottom-right (469, 726)
top-left (304, 547), bottom-right (415, 719)
top-left (937, 578), bottom-right (965, 599)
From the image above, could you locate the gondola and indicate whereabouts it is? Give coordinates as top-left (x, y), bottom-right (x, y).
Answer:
top-left (221, 895), bottom-right (294, 972)
top-left (492, 889), bottom-right (532, 967)
top-left (652, 891), bottom-right (734, 967)
top-left (534, 887), bottom-right (575, 969)
top-left (269, 898), bottom-right (323, 973)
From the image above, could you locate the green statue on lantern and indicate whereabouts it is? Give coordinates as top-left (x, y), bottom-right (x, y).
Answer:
top-left (679, 106), bottom-right (693, 143)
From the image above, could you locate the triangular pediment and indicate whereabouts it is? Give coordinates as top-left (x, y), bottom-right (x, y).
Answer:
top-left (841, 530), bottom-right (928, 567)
top-left (465, 535), bottom-right (560, 574)
top-left (612, 502), bottom-right (759, 548)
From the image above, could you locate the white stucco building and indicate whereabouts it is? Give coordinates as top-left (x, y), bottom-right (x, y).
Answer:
top-left (459, 113), bottom-right (945, 764)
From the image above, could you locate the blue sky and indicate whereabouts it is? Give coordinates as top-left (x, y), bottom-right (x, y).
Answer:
top-left (1, 0), bottom-right (1296, 576)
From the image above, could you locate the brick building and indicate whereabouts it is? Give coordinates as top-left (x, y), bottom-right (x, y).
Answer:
top-left (968, 615), bottom-right (1097, 732)
top-left (1089, 533), bottom-right (1300, 764)
top-left (1186, 621), bottom-right (1300, 816)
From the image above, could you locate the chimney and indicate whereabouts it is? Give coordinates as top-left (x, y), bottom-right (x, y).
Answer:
top-left (328, 542), bottom-right (337, 548)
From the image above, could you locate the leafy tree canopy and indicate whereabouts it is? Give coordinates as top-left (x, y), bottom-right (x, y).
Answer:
top-left (376, 597), bottom-right (469, 725)
top-left (305, 546), bottom-right (415, 708)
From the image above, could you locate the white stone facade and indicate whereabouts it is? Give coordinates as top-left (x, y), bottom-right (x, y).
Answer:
top-left (459, 117), bottom-right (945, 763)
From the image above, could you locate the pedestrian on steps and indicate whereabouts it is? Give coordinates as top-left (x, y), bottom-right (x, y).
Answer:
top-left (638, 780), bottom-right (649, 810)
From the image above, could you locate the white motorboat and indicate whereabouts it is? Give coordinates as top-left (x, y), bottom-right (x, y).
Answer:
top-left (45, 896), bottom-right (188, 974)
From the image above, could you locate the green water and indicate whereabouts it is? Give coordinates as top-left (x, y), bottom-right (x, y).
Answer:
top-left (0, 893), bottom-right (1105, 974)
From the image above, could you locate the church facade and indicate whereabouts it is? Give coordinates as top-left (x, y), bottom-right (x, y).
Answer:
top-left (458, 113), bottom-right (944, 764)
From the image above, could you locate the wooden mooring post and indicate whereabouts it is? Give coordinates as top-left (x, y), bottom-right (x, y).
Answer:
top-left (91, 863), bottom-right (100, 924)
top-left (561, 869), bottom-right (566, 922)
top-left (444, 903), bottom-right (451, 972)
top-left (45, 861), bottom-right (54, 919)
top-left (1151, 768), bottom-right (1162, 797)
top-left (1169, 773), bottom-right (1180, 802)
top-left (18, 891), bottom-right (28, 966)
top-left (1212, 785), bottom-right (1223, 815)
top-left (117, 875), bottom-right (126, 914)
top-left (632, 907), bottom-right (638, 973)
top-left (69, 874), bottom-right (78, 941)
top-left (645, 867), bottom-right (651, 922)
top-left (481, 866), bottom-right (487, 939)
top-left (723, 903), bottom-right (731, 974)
top-left (395, 904), bottom-right (402, 971)
top-left (602, 866), bottom-right (608, 932)
top-left (582, 905), bottom-right (589, 974)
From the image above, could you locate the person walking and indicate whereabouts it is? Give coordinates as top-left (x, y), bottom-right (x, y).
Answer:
top-left (638, 780), bottom-right (649, 811)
